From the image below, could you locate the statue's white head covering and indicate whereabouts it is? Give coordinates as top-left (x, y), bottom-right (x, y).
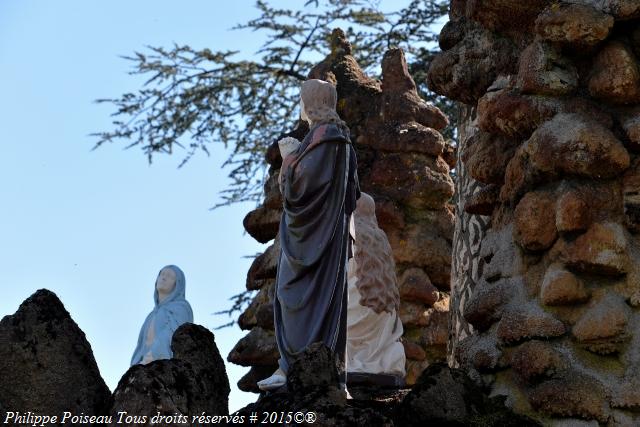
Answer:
top-left (300, 79), bottom-right (347, 130)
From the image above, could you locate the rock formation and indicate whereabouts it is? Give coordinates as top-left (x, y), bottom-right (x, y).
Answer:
top-left (429, 0), bottom-right (640, 424)
top-left (0, 290), bottom-right (231, 427)
top-left (236, 344), bottom-right (539, 426)
top-left (0, 289), bottom-right (111, 420)
top-left (110, 323), bottom-right (230, 426)
top-left (231, 28), bottom-right (455, 391)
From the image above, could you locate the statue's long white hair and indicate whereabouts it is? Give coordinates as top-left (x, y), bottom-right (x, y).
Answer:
top-left (352, 193), bottom-right (400, 314)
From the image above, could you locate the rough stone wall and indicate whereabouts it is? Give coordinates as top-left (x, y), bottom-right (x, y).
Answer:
top-left (429, 0), bottom-right (640, 424)
top-left (228, 29), bottom-right (455, 392)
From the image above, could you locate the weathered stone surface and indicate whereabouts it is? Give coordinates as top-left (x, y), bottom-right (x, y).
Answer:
top-left (428, 19), bottom-right (518, 104)
top-left (456, 334), bottom-right (502, 372)
top-left (399, 301), bottom-right (429, 327)
top-left (514, 191), bottom-right (558, 252)
top-left (497, 306), bottom-right (566, 344)
top-left (441, 140), bottom-right (457, 169)
top-left (0, 289), bottom-right (111, 417)
top-left (559, 181), bottom-right (624, 231)
top-left (464, 183), bottom-right (499, 216)
top-left (556, 189), bottom-right (591, 232)
top-left (529, 373), bottom-right (610, 422)
top-left (374, 198), bottom-right (405, 231)
top-left (478, 88), bottom-right (557, 139)
top-left (420, 296), bottom-right (450, 348)
top-left (381, 49), bottom-right (449, 131)
top-left (405, 359), bottom-right (430, 386)
top-left (227, 327), bottom-right (279, 367)
top-left (398, 268), bottom-right (439, 306)
top-left (243, 205), bottom-right (280, 244)
top-left (262, 172), bottom-right (283, 209)
top-left (510, 340), bottom-right (564, 383)
top-left (386, 223), bottom-right (452, 289)
top-left (402, 339), bottom-right (427, 361)
top-left (464, 131), bottom-right (518, 185)
top-left (236, 344), bottom-right (396, 426)
top-left (287, 342), bottom-right (342, 392)
top-left (517, 41), bottom-right (578, 96)
top-left (572, 294), bottom-right (630, 353)
top-left (560, 221), bottom-right (629, 276)
top-left (110, 324), bottom-right (230, 425)
top-left (589, 41), bottom-right (640, 104)
top-left (465, 0), bottom-right (549, 33)
top-left (237, 365), bottom-right (278, 394)
top-left (367, 152), bottom-right (454, 210)
top-left (502, 114), bottom-right (630, 202)
top-left (396, 363), bottom-right (541, 427)
top-left (426, 0), bottom-right (640, 424)
top-left (540, 263), bottom-right (590, 305)
top-left (481, 226), bottom-right (525, 281)
top-left (463, 278), bottom-right (515, 331)
top-left (612, 375), bottom-right (640, 410)
top-left (238, 282), bottom-right (274, 330)
top-left (479, 89), bottom-right (613, 142)
top-left (171, 324), bottom-right (230, 412)
top-left (246, 239), bottom-right (279, 290)
top-left (535, 4), bottom-right (614, 48)
top-left (359, 122), bottom-right (445, 156)
top-left (525, 113), bottom-right (630, 180)
top-left (609, 0), bottom-right (640, 19)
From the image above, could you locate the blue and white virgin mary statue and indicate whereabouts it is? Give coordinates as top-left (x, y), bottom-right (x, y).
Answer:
top-left (130, 265), bottom-right (193, 366)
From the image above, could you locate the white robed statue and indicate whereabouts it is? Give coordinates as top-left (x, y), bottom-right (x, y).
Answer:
top-left (347, 193), bottom-right (406, 386)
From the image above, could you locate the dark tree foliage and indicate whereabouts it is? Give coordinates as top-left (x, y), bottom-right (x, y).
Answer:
top-left (93, 0), bottom-right (452, 208)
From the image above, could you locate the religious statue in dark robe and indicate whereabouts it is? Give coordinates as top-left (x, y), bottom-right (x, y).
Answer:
top-left (258, 79), bottom-right (360, 391)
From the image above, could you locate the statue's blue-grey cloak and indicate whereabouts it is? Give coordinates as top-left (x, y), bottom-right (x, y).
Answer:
top-left (275, 123), bottom-right (360, 374)
top-left (130, 265), bottom-right (193, 366)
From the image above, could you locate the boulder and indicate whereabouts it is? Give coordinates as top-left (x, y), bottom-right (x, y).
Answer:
top-left (517, 41), bottom-right (578, 96)
top-left (535, 4), bottom-right (614, 48)
top-left (510, 340), bottom-right (565, 384)
top-left (529, 372), bottom-right (610, 422)
top-left (464, 184), bottom-right (499, 216)
top-left (367, 152), bottom-right (454, 210)
top-left (227, 327), bottom-right (279, 367)
top-left (109, 324), bottom-right (230, 425)
top-left (540, 263), bottom-right (590, 305)
top-left (0, 289), bottom-right (111, 418)
top-left (427, 19), bottom-right (518, 104)
top-left (524, 113), bottom-right (630, 180)
top-left (514, 190), bottom-right (558, 252)
top-left (496, 306), bottom-right (566, 345)
top-left (456, 334), bottom-right (502, 373)
top-left (560, 221), bottom-right (629, 276)
top-left (464, 131), bottom-right (518, 185)
top-left (398, 268), bottom-right (439, 306)
top-left (235, 343), bottom-right (396, 426)
top-left (588, 41), bottom-right (640, 104)
top-left (243, 205), bottom-right (280, 244)
top-left (395, 363), bottom-right (541, 426)
top-left (572, 294), bottom-right (631, 354)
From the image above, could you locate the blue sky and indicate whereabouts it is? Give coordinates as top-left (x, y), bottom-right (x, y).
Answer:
top-left (0, 0), bottom-right (415, 413)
